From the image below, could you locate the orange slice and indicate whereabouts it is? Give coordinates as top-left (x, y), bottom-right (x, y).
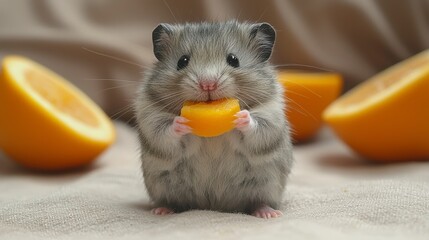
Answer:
top-left (323, 50), bottom-right (429, 162)
top-left (278, 71), bottom-right (343, 142)
top-left (181, 98), bottom-right (240, 137)
top-left (0, 56), bottom-right (115, 171)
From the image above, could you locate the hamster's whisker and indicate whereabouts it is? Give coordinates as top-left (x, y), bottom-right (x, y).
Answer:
top-left (151, 92), bottom-right (185, 105)
top-left (82, 46), bottom-right (178, 77)
top-left (197, 91), bottom-right (208, 101)
top-left (144, 96), bottom-right (183, 121)
top-left (162, 0), bottom-right (178, 23)
top-left (283, 82), bottom-right (323, 98)
top-left (255, 6), bottom-right (269, 23)
top-left (144, 82), bottom-right (183, 86)
top-left (186, 71), bottom-right (201, 86)
top-left (284, 89), bottom-right (314, 99)
top-left (240, 86), bottom-right (268, 100)
top-left (96, 83), bottom-right (139, 93)
top-left (235, 95), bottom-right (251, 110)
top-left (237, 86), bottom-right (269, 98)
top-left (240, 91), bottom-right (264, 107)
top-left (238, 92), bottom-right (267, 105)
top-left (216, 88), bottom-right (229, 100)
top-left (137, 92), bottom-right (185, 115)
top-left (284, 97), bottom-right (318, 121)
top-left (216, 67), bottom-right (230, 88)
top-left (143, 83), bottom-right (192, 91)
top-left (85, 78), bottom-right (138, 83)
top-left (110, 104), bottom-right (134, 121)
top-left (123, 115), bottom-right (137, 126)
top-left (141, 67), bottom-right (174, 76)
top-left (181, 81), bottom-right (199, 91)
top-left (141, 98), bottom-right (182, 121)
top-left (145, 66), bottom-right (168, 74)
top-left (274, 63), bottom-right (334, 73)
top-left (234, 71), bottom-right (277, 84)
top-left (157, 92), bottom-right (187, 108)
top-left (82, 47), bottom-right (145, 68)
top-left (156, 93), bottom-right (187, 114)
top-left (235, 8), bottom-right (243, 21)
top-left (218, 66), bottom-right (228, 79)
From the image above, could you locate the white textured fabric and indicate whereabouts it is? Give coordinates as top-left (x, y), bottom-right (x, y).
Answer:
top-left (1, 122), bottom-right (428, 239)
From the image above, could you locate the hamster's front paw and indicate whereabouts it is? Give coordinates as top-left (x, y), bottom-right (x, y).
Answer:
top-left (234, 110), bottom-right (256, 132)
top-left (171, 116), bottom-right (192, 137)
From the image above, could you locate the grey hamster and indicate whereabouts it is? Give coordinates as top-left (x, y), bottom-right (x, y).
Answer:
top-left (134, 21), bottom-right (293, 218)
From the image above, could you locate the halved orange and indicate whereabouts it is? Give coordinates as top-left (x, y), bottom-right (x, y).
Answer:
top-left (278, 71), bottom-right (343, 142)
top-left (181, 98), bottom-right (240, 137)
top-left (0, 56), bottom-right (115, 171)
top-left (323, 50), bottom-right (429, 162)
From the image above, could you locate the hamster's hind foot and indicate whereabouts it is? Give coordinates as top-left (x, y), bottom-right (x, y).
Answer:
top-left (151, 207), bottom-right (174, 215)
top-left (251, 205), bottom-right (283, 219)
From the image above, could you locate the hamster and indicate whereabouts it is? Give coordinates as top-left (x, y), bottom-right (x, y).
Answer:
top-left (134, 21), bottom-right (293, 219)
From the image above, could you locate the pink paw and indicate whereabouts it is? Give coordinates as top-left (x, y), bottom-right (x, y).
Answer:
top-left (251, 205), bottom-right (283, 219)
top-left (151, 207), bottom-right (174, 215)
top-left (234, 110), bottom-right (255, 132)
top-left (172, 116), bottom-right (192, 137)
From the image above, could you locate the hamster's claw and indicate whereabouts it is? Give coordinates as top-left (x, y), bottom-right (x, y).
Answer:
top-left (151, 207), bottom-right (175, 215)
top-left (251, 205), bottom-right (283, 219)
top-left (234, 110), bottom-right (255, 132)
top-left (172, 116), bottom-right (192, 137)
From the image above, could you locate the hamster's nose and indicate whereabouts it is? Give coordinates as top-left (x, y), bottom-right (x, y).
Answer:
top-left (199, 79), bottom-right (218, 91)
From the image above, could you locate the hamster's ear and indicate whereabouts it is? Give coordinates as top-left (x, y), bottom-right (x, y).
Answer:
top-left (152, 24), bottom-right (173, 61)
top-left (249, 23), bottom-right (276, 62)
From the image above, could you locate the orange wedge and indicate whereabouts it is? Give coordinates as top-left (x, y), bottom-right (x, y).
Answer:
top-left (323, 50), bottom-right (429, 162)
top-left (181, 98), bottom-right (240, 137)
top-left (0, 56), bottom-right (115, 171)
top-left (278, 71), bottom-right (343, 142)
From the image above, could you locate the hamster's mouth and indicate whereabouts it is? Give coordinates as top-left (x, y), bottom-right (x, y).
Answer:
top-left (194, 91), bottom-right (224, 102)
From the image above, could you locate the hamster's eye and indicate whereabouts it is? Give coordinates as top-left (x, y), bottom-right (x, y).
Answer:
top-left (177, 55), bottom-right (190, 70)
top-left (227, 54), bottom-right (239, 68)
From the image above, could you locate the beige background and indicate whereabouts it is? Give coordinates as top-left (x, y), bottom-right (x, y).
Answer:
top-left (1, 0), bottom-right (428, 120)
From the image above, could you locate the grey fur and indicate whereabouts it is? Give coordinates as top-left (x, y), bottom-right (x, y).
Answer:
top-left (135, 21), bottom-right (293, 214)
